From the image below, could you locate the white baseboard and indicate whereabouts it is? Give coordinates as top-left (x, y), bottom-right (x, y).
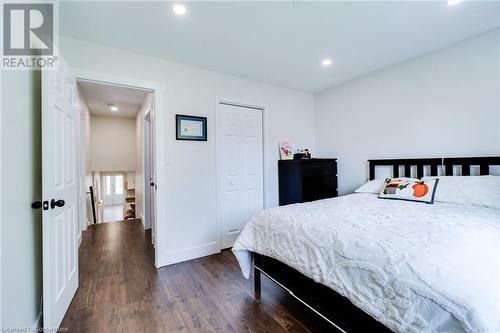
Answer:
top-left (158, 242), bottom-right (220, 267)
top-left (139, 213), bottom-right (147, 229)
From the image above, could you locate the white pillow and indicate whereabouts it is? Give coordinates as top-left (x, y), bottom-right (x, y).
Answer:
top-left (355, 179), bottom-right (385, 194)
top-left (355, 178), bottom-right (418, 194)
top-left (421, 175), bottom-right (500, 210)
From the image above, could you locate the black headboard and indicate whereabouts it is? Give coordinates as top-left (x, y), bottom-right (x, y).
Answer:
top-left (368, 156), bottom-right (500, 180)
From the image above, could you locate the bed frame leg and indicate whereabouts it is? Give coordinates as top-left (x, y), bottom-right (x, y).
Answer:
top-left (254, 266), bottom-right (261, 301)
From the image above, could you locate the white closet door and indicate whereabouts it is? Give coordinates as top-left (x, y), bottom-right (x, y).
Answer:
top-left (217, 103), bottom-right (263, 249)
top-left (42, 55), bottom-right (79, 329)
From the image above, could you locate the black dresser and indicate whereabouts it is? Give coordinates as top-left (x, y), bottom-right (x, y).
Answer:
top-left (278, 158), bottom-right (338, 206)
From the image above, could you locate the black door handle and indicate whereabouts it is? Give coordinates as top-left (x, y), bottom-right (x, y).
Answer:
top-left (50, 199), bottom-right (65, 209)
top-left (150, 182), bottom-right (155, 187)
top-left (32, 201), bottom-right (49, 210)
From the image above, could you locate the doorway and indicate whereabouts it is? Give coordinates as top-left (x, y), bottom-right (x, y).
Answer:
top-left (216, 101), bottom-right (264, 249)
top-left (103, 174), bottom-right (124, 222)
top-left (77, 80), bottom-right (153, 226)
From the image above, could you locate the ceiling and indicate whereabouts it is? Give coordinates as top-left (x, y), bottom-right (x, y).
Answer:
top-left (61, 1), bottom-right (500, 92)
top-left (78, 81), bottom-right (149, 118)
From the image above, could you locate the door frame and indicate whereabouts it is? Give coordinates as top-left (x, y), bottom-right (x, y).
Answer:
top-left (143, 110), bottom-right (155, 241)
top-left (143, 111), bottom-right (151, 230)
top-left (76, 102), bottom-right (87, 239)
top-left (74, 69), bottom-right (166, 267)
top-left (0, 69), bottom-right (3, 329)
top-left (215, 98), bottom-right (267, 250)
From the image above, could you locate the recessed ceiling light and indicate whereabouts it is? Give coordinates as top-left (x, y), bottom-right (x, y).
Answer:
top-left (173, 4), bottom-right (187, 16)
top-left (109, 105), bottom-right (118, 112)
top-left (322, 58), bottom-right (332, 66)
top-left (447, 0), bottom-right (463, 6)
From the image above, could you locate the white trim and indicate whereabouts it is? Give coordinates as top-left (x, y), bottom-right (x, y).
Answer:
top-left (75, 96), bottom-right (87, 240)
top-left (31, 311), bottom-right (42, 330)
top-left (142, 111), bottom-right (148, 231)
top-left (218, 100), bottom-right (264, 111)
top-left (73, 69), bottom-right (166, 268)
top-left (0, 62), bottom-right (2, 329)
top-left (159, 242), bottom-right (220, 266)
top-left (139, 212), bottom-right (145, 228)
top-left (142, 109), bottom-right (153, 232)
top-left (74, 69), bottom-right (162, 93)
top-left (215, 97), bottom-right (267, 251)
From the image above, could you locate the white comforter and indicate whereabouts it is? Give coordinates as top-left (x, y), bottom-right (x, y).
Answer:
top-left (232, 194), bottom-right (500, 333)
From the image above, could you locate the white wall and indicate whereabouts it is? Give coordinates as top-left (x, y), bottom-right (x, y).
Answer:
top-left (89, 115), bottom-right (137, 172)
top-left (315, 30), bottom-right (500, 194)
top-left (60, 36), bottom-right (315, 265)
top-left (1, 71), bottom-right (42, 328)
top-left (135, 93), bottom-right (153, 228)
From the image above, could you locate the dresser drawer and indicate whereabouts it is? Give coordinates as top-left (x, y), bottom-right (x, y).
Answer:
top-left (302, 176), bottom-right (338, 202)
top-left (278, 158), bottom-right (337, 206)
top-left (302, 161), bottom-right (336, 178)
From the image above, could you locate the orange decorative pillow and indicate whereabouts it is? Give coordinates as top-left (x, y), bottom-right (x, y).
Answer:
top-left (378, 178), bottom-right (439, 204)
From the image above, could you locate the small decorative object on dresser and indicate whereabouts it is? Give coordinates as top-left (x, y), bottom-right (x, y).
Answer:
top-left (278, 141), bottom-right (293, 160)
top-left (176, 114), bottom-right (207, 141)
top-left (293, 148), bottom-right (312, 160)
top-left (278, 158), bottom-right (338, 206)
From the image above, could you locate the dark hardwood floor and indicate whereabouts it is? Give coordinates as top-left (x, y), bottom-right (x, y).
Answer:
top-left (61, 220), bottom-right (333, 332)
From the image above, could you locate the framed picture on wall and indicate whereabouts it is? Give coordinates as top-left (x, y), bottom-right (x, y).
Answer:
top-left (176, 114), bottom-right (207, 141)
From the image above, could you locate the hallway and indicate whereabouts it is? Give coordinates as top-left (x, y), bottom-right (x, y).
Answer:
top-left (60, 220), bottom-right (330, 332)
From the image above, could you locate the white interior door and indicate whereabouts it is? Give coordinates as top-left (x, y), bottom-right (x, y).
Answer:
top-left (42, 57), bottom-right (79, 329)
top-left (217, 103), bottom-right (263, 249)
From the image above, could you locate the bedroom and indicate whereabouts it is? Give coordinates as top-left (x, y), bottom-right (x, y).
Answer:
top-left (0, 1), bottom-right (499, 332)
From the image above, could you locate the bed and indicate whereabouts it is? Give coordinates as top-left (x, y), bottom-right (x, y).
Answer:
top-left (232, 157), bottom-right (500, 333)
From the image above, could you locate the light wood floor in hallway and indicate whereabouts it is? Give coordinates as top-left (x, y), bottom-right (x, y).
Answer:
top-left (61, 220), bottom-right (331, 333)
